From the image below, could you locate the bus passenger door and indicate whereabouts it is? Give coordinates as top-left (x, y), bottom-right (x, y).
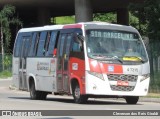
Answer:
top-left (57, 34), bottom-right (66, 91)
top-left (62, 34), bottom-right (72, 91)
top-left (57, 33), bottom-right (72, 92)
top-left (19, 36), bottom-right (31, 90)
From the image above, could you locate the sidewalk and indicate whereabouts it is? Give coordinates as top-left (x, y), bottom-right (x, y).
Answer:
top-left (0, 77), bottom-right (12, 80)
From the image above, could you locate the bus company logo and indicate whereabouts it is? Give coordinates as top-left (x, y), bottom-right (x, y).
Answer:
top-left (108, 66), bottom-right (114, 72)
top-left (37, 62), bottom-right (49, 71)
top-left (72, 63), bottom-right (78, 70)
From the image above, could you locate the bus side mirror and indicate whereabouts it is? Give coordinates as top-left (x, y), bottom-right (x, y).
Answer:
top-left (53, 48), bottom-right (57, 56)
top-left (75, 34), bottom-right (84, 51)
top-left (77, 35), bottom-right (84, 42)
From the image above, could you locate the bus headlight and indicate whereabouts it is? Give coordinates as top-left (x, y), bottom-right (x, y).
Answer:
top-left (140, 74), bottom-right (150, 82)
top-left (87, 71), bottom-right (104, 80)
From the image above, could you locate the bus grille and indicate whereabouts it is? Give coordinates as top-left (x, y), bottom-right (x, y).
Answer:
top-left (107, 74), bottom-right (138, 91)
top-left (110, 85), bottom-right (135, 91)
top-left (107, 74), bottom-right (138, 82)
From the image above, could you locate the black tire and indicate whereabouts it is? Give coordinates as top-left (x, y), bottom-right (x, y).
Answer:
top-left (30, 81), bottom-right (47, 100)
top-left (39, 91), bottom-right (47, 100)
top-left (72, 82), bottom-right (88, 104)
top-left (125, 96), bottom-right (139, 104)
top-left (30, 81), bottom-right (38, 100)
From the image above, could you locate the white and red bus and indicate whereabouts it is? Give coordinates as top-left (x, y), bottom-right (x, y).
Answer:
top-left (12, 22), bottom-right (150, 104)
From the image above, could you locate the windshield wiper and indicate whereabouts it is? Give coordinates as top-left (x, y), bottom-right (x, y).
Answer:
top-left (111, 56), bottom-right (123, 64)
top-left (90, 54), bottom-right (123, 63)
top-left (91, 54), bottom-right (104, 57)
top-left (96, 55), bottom-right (123, 63)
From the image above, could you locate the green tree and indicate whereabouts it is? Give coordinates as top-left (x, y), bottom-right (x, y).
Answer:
top-left (93, 12), bottom-right (116, 23)
top-left (129, 3), bottom-right (148, 36)
top-left (93, 12), bottom-right (141, 30)
top-left (130, 0), bottom-right (160, 89)
top-left (0, 5), bottom-right (22, 70)
top-left (144, 0), bottom-right (160, 87)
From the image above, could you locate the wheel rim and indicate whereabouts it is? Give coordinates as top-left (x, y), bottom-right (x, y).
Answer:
top-left (30, 84), bottom-right (35, 98)
top-left (74, 86), bottom-right (80, 99)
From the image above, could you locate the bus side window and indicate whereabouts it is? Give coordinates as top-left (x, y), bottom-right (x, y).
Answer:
top-left (37, 31), bottom-right (47, 56)
top-left (22, 36), bottom-right (31, 57)
top-left (45, 31), bottom-right (51, 56)
top-left (14, 33), bottom-right (23, 57)
top-left (28, 33), bottom-right (37, 56)
top-left (45, 31), bottom-right (59, 57)
top-left (33, 32), bottom-right (40, 56)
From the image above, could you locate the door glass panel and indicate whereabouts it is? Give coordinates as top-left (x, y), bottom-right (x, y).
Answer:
top-left (57, 34), bottom-right (66, 70)
top-left (64, 34), bottom-right (72, 71)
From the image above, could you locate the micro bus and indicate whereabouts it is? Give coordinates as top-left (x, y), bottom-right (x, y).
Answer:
top-left (12, 22), bottom-right (150, 104)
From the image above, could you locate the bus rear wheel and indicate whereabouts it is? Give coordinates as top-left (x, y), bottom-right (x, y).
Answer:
top-left (125, 96), bottom-right (139, 104)
top-left (72, 82), bottom-right (88, 104)
top-left (30, 81), bottom-right (47, 100)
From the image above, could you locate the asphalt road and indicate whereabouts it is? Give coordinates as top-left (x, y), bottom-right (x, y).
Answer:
top-left (0, 79), bottom-right (160, 119)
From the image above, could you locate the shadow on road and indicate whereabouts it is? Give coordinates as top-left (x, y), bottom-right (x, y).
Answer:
top-left (8, 96), bottom-right (30, 100)
top-left (8, 96), bottom-right (142, 105)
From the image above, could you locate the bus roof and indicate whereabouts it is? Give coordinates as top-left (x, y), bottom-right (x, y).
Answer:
top-left (18, 21), bottom-right (138, 33)
top-left (18, 25), bottom-right (64, 32)
top-left (81, 21), bottom-right (138, 33)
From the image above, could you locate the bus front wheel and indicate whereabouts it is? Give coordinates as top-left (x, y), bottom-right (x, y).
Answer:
top-left (125, 96), bottom-right (139, 104)
top-left (72, 82), bottom-right (88, 104)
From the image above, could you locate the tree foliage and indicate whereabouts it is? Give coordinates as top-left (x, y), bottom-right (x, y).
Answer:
top-left (0, 5), bottom-right (22, 70)
top-left (129, 0), bottom-right (160, 40)
top-left (93, 12), bottom-right (116, 23)
top-left (0, 5), bottom-right (22, 52)
top-left (93, 12), bottom-right (145, 34)
top-left (130, 0), bottom-right (160, 86)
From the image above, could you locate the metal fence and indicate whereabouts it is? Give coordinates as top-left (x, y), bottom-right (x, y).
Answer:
top-left (145, 38), bottom-right (160, 93)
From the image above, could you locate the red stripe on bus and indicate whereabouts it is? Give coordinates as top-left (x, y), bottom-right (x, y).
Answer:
top-left (89, 59), bottom-right (101, 73)
top-left (89, 59), bottom-right (123, 74)
top-left (103, 64), bottom-right (123, 74)
top-left (69, 57), bottom-right (85, 94)
top-left (63, 24), bottom-right (82, 29)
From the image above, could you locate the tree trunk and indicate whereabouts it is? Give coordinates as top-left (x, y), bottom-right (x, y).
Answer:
top-left (1, 25), bottom-right (4, 71)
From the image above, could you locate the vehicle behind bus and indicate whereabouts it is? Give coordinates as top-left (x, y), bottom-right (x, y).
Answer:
top-left (12, 22), bottom-right (150, 104)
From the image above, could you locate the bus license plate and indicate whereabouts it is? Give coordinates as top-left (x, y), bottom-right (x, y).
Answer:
top-left (117, 80), bottom-right (129, 86)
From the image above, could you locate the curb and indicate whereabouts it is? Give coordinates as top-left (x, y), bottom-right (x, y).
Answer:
top-left (139, 97), bottom-right (160, 103)
top-left (0, 77), bottom-right (12, 81)
top-left (9, 85), bottom-right (18, 90)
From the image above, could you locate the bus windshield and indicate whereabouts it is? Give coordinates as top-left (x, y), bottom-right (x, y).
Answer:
top-left (86, 30), bottom-right (148, 63)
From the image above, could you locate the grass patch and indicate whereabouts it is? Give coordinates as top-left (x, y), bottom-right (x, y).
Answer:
top-left (146, 93), bottom-right (160, 98)
top-left (0, 70), bottom-right (12, 79)
top-left (54, 16), bottom-right (75, 24)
